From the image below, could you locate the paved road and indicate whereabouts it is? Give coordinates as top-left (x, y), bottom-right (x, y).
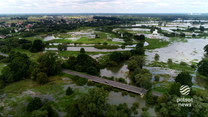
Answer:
top-left (63, 69), bottom-right (148, 95)
top-left (0, 52), bottom-right (8, 57)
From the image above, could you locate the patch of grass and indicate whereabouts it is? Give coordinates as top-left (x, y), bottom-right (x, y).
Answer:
top-left (46, 50), bottom-right (110, 58)
top-left (11, 48), bottom-right (42, 62)
top-left (74, 37), bottom-right (122, 44)
top-left (0, 63), bottom-right (7, 75)
top-left (147, 61), bottom-right (195, 73)
top-left (152, 82), bottom-right (172, 94)
top-left (47, 39), bottom-right (72, 43)
top-left (145, 38), bottom-right (170, 49)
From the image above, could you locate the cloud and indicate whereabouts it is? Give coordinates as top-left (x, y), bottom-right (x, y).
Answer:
top-left (0, 0), bottom-right (207, 13)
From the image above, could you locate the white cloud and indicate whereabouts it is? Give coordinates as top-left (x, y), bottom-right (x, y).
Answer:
top-left (0, 0), bottom-right (207, 13)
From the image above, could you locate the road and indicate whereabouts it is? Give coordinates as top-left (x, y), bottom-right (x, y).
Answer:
top-left (0, 52), bottom-right (8, 57)
top-left (63, 69), bottom-right (148, 96)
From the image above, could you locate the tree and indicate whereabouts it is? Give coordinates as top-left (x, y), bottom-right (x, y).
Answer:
top-left (66, 87), bottom-right (73, 96)
top-left (31, 40), bottom-right (44, 53)
top-left (198, 58), bottom-right (208, 77)
top-left (1, 52), bottom-right (32, 83)
top-left (87, 66), bottom-right (98, 75)
top-left (204, 44), bottom-right (208, 54)
top-left (31, 110), bottom-right (48, 117)
top-left (175, 71), bottom-right (193, 87)
top-left (38, 52), bottom-right (61, 76)
top-left (58, 43), bottom-right (67, 51)
top-left (191, 96), bottom-right (208, 117)
top-left (27, 97), bottom-right (42, 112)
top-left (129, 56), bottom-right (145, 69)
top-left (106, 103), bottom-right (131, 117)
top-left (154, 75), bottom-right (160, 82)
top-left (199, 26), bottom-right (205, 32)
top-left (36, 72), bottom-right (49, 85)
top-left (157, 96), bottom-right (189, 117)
top-left (66, 88), bottom-right (108, 117)
top-left (127, 59), bottom-right (138, 71)
top-left (80, 48), bottom-right (85, 53)
top-left (169, 82), bottom-right (181, 96)
top-left (154, 54), bottom-right (160, 61)
top-left (135, 73), bottom-right (152, 89)
top-left (109, 52), bottom-right (124, 63)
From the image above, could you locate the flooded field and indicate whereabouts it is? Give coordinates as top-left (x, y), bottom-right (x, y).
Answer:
top-left (100, 64), bottom-right (130, 84)
top-left (146, 38), bottom-right (208, 64)
top-left (108, 91), bottom-right (157, 117)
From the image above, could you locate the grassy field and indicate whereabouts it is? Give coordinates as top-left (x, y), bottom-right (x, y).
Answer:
top-left (11, 48), bottom-right (43, 62)
top-left (147, 61), bottom-right (195, 73)
top-left (46, 50), bottom-right (111, 58)
top-left (145, 38), bottom-right (170, 49)
top-left (0, 75), bottom-right (91, 116)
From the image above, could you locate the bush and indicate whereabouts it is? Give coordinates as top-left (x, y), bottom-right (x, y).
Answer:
top-left (36, 72), bottom-right (49, 85)
top-left (0, 80), bottom-right (5, 89)
top-left (116, 78), bottom-right (127, 84)
top-left (154, 54), bottom-right (160, 61)
top-left (87, 66), bottom-right (98, 75)
top-left (27, 97), bottom-right (42, 112)
top-left (105, 60), bottom-right (118, 67)
top-left (167, 58), bottom-right (173, 64)
top-left (191, 64), bottom-right (196, 69)
top-left (154, 75), bottom-right (160, 82)
top-left (66, 87), bottom-right (73, 96)
top-left (31, 110), bottom-right (48, 117)
top-left (75, 77), bottom-right (88, 86)
top-left (180, 61), bottom-right (188, 66)
top-left (87, 81), bottom-right (95, 86)
top-left (71, 75), bottom-right (80, 82)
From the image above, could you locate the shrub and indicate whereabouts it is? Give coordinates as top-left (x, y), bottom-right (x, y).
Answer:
top-left (154, 54), bottom-right (160, 61)
top-left (167, 58), bottom-right (173, 64)
top-left (31, 110), bottom-right (48, 117)
top-left (76, 77), bottom-right (88, 86)
top-left (87, 81), bottom-right (95, 86)
top-left (87, 66), bottom-right (98, 75)
top-left (116, 78), bottom-right (127, 84)
top-left (66, 87), bottom-right (73, 96)
top-left (27, 97), bottom-right (42, 112)
top-left (0, 80), bottom-right (5, 89)
top-left (180, 61), bottom-right (188, 66)
top-left (36, 72), bottom-right (49, 85)
top-left (154, 75), bottom-right (160, 82)
top-left (191, 64), bottom-right (196, 69)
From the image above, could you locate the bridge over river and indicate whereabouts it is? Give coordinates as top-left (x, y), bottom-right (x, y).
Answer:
top-left (63, 69), bottom-right (162, 97)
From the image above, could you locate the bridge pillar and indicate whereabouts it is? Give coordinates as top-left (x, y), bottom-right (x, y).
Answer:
top-left (140, 93), bottom-right (144, 98)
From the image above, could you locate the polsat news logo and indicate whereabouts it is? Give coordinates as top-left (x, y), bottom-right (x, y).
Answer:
top-left (177, 85), bottom-right (193, 107)
top-left (180, 85), bottom-right (191, 95)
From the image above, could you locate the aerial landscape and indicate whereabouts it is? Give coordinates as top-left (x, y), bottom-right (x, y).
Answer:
top-left (0, 0), bottom-right (208, 117)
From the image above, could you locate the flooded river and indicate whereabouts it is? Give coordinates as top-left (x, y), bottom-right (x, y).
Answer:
top-left (146, 38), bottom-right (208, 64)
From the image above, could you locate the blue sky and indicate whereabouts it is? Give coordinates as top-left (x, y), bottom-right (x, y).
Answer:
top-left (0, 0), bottom-right (207, 13)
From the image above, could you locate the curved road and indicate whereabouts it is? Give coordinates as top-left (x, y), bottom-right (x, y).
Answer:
top-left (63, 69), bottom-right (148, 96)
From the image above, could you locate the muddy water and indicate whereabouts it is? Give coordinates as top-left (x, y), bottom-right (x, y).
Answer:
top-left (146, 38), bottom-right (208, 64)
top-left (108, 91), bottom-right (157, 116)
top-left (100, 64), bottom-right (130, 84)
top-left (44, 35), bottom-right (60, 41)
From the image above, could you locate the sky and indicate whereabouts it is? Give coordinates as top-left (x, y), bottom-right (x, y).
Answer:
top-left (0, 0), bottom-right (208, 13)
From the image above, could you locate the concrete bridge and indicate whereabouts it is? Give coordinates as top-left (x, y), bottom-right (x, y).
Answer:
top-left (62, 69), bottom-right (150, 97)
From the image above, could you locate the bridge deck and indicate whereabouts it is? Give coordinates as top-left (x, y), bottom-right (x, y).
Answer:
top-left (63, 69), bottom-right (148, 95)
